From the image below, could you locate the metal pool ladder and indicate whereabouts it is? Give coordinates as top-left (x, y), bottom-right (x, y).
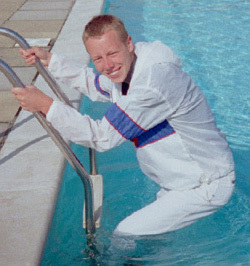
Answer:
top-left (0, 27), bottom-right (103, 238)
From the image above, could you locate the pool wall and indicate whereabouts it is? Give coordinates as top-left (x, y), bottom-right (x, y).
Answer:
top-left (0, 0), bottom-right (103, 265)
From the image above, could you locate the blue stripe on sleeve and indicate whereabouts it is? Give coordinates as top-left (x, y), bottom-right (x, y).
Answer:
top-left (94, 74), bottom-right (110, 97)
top-left (105, 103), bottom-right (145, 140)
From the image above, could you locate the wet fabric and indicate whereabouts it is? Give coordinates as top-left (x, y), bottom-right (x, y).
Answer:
top-left (114, 171), bottom-right (235, 235)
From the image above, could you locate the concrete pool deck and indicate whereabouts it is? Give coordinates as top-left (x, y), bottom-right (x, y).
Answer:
top-left (0, 0), bottom-right (103, 264)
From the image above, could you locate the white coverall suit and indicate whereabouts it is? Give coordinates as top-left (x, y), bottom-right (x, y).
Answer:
top-left (46, 41), bottom-right (235, 235)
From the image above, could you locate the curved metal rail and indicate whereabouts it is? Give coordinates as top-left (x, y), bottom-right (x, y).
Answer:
top-left (0, 27), bottom-right (97, 236)
top-left (0, 27), bottom-right (97, 176)
top-left (0, 27), bottom-right (71, 105)
top-left (0, 58), bottom-right (95, 236)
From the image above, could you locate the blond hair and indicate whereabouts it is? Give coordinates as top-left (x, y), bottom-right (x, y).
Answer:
top-left (83, 15), bottom-right (128, 44)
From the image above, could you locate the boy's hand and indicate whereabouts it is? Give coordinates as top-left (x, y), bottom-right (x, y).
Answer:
top-left (20, 47), bottom-right (52, 67)
top-left (11, 85), bottom-right (53, 114)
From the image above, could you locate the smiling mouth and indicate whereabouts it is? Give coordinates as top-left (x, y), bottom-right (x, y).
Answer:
top-left (110, 70), bottom-right (119, 76)
top-left (107, 67), bottom-right (121, 78)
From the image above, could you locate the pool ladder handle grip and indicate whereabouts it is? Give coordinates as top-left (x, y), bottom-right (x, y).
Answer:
top-left (0, 27), bottom-right (101, 236)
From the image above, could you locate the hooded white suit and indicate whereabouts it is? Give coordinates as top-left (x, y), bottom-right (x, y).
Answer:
top-left (46, 41), bottom-right (235, 235)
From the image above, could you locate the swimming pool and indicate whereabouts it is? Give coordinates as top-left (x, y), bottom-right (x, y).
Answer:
top-left (42, 0), bottom-right (250, 264)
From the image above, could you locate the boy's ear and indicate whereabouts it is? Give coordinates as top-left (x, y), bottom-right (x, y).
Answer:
top-left (127, 35), bottom-right (134, 52)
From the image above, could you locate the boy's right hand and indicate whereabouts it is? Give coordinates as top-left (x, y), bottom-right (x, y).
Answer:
top-left (20, 47), bottom-right (52, 67)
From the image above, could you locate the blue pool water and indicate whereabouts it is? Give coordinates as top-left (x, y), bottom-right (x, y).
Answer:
top-left (42, 0), bottom-right (249, 265)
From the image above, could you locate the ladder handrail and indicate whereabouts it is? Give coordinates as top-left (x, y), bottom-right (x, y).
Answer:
top-left (0, 28), bottom-right (97, 236)
top-left (0, 27), bottom-right (98, 176)
top-left (0, 27), bottom-right (71, 105)
top-left (0, 58), bottom-right (95, 236)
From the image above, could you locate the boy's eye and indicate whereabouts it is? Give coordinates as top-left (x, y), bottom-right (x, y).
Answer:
top-left (94, 57), bottom-right (101, 62)
top-left (109, 52), bottom-right (118, 56)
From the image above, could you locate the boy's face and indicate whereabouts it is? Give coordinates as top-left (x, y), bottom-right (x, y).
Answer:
top-left (85, 29), bottom-right (134, 83)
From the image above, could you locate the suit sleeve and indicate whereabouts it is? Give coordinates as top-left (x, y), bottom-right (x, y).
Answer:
top-left (46, 100), bottom-right (126, 152)
top-left (48, 53), bottom-right (113, 102)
